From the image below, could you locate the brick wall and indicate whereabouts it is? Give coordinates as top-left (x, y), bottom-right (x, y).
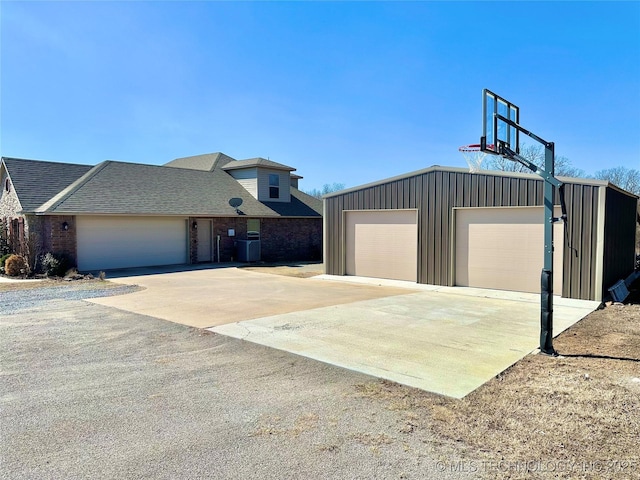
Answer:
top-left (260, 218), bottom-right (322, 262)
top-left (41, 215), bottom-right (78, 266)
top-left (189, 219), bottom-right (197, 263)
top-left (190, 217), bottom-right (248, 263)
top-left (189, 216), bottom-right (322, 263)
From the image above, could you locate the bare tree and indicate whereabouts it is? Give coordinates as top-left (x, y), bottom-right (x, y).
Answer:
top-left (593, 166), bottom-right (640, 196)
top-left (483, 144), bottom-right (587, 178)
top-left (304, 183), bottom-right (346, 199)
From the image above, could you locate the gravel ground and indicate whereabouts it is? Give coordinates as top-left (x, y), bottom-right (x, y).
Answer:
top-left (0, 280), bottom-right (142, 314)
top-left (1, 286), bottom-right (471, 480)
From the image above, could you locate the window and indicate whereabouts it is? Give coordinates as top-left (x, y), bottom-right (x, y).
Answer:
top-left (269, 174), bottom-right (279, 199)
top-left (4, 178), bottom-right (10, 193)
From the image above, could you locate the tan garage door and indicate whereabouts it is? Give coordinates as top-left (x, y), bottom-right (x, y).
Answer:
top-left (77, 216), bottom-right (188, 271)
top-left (455, 207), bottom-right (563, 294)
top-left (345, 210), bottom-right (417, 282)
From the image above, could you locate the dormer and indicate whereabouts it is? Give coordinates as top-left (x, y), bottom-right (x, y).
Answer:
top-left (222, 158), bottom-right (296, 203)
top-left (290, 173), bottom-right (302, 189)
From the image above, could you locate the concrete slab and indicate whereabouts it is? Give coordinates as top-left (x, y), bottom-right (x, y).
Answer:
top-left (90, 266), bottom-right (600, 398)
top-left (212, 278), bottom-right (600, 398)
top-left (88, 267), bottom-right (416, 328)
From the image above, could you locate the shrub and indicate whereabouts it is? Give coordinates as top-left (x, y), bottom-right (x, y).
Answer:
top-left (4, 254), bottom-right (27, 277)
top-left (0, 253), bottom-right (12, 275)
top-left (40, 252), bottom-right (70, 277)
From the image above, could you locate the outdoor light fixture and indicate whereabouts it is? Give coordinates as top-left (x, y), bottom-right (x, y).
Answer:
top-left (192, 221), bottom-right (198, 229)
top-left (62, 221), bottom-right (69, 231)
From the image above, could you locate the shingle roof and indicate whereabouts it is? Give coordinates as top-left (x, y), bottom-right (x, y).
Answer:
top-left (1, 157), bottom-right (93, 212)
top-left (164, 152), bottom-right (236, 172)
top-left (264, 189), bottom-right (322, 217)
top-left (34, 160), bottom-right (320, 217)
top-left (222, 158), bottom-right (295, 172)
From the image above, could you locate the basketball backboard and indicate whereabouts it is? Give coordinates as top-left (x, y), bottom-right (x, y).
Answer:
top-left (481, 89), bottom-right (520, 155)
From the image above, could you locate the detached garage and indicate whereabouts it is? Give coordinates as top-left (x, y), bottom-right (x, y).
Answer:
top-left (324, 166), bottom-right (638, 301)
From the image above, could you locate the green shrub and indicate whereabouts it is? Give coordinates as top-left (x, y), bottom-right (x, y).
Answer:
top-left (5, 254), bottom-right (27, 277)
top-left (0, 253), bottom-right (12, 275)
top-left (40, 252), bottom-right (70, 277)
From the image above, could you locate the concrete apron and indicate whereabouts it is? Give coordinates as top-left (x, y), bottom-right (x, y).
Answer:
top-left (211, 275), bottom-right (601, 399)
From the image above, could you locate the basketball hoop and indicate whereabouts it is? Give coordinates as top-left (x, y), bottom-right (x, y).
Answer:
top-left (459, 144), bottom-right (494, 173)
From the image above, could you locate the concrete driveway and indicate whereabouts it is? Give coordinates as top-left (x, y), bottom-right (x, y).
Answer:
top-left (91, 266), bottom-right (601, 398)
top-left (91, 266), bottom-right (415, 327)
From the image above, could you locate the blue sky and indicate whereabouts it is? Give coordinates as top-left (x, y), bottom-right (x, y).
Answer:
top-left (2, 1), bottom-right (639, 191)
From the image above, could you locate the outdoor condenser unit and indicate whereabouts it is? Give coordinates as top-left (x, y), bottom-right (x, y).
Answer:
top-left (237, 231), bottom-right (261, 262)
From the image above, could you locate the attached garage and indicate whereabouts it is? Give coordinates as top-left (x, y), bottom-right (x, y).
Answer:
top-left (77, 216), bottom-right (188, 271)
top-left (324, 166), bottom-right (638, 301)
top-left (454, 206), bottom-right (563, 294)
top-left (344, 209), bottom-right (417, 282)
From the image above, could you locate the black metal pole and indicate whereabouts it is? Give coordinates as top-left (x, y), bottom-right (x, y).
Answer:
top-left (540, 142), bottom-right (557, 356)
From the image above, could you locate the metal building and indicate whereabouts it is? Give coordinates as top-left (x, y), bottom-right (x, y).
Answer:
top-left (324, 166), bottom-right (638, 301)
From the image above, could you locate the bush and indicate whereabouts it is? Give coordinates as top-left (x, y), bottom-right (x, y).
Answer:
top-left (40, 252), bottom-right (69, 277)
top-left (0, 253), bottom-right (12, 275)
top-left (4, 254), bottom-right (27, 277)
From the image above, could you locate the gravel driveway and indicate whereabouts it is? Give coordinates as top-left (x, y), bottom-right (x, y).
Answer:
top-left (1, 283), bottom-right (467, 479)
top-left (1, 280), bottom-right (141, 314)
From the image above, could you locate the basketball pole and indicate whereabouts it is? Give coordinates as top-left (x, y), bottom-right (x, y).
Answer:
top-left (541, 142), bottom-right (556, 356)
top-left (495, 115), bottom-right (563, 357)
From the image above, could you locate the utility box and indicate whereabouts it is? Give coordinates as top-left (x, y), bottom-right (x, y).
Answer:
top-left (237, 239), bottom-right (261, 262)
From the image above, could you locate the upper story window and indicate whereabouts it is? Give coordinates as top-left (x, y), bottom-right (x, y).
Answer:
top-left (269, 174), bottom-right (279, 199)
top-left (4, 178), bottom-right (10, 193)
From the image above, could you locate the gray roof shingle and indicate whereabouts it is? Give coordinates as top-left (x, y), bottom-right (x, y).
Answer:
top-left (1, 157), bottom-right (93, 212)
top-left (222, 158), bottom-right (295, 172)
top-left (34, 160), bottom-right (320, 217)
top-left (264, 189), bottom-right (322, 216)
top-left (164, 152), bottom-right (236, 172)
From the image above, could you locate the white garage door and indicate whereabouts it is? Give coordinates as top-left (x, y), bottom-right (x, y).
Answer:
top-left (77, 216), bottom-right (188, 271)
top-left (345, 210), bottom-right (417, 282)
top-left (455, 207), bottom-right (563, 294)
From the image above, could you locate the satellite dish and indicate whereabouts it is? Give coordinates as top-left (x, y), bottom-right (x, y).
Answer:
top-left (229, 198), bottom-right (243, 208)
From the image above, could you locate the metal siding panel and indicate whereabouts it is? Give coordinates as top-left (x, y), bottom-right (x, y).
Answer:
top-left (568, 185), bottom-right (598, 300)
top-left (433, 172), bottom-right (443, 283)
top-left (602, 187), bottom-right (637, 294)
top-left (582, 187), bottom-right (594, 299)
top-left (325, 170), bottom-right (612, 300)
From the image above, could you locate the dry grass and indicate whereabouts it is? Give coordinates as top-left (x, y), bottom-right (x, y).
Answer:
top-left (0, 279), bottom-right (53, 292)
top-left (354, 300), bottom-right (640, 479)
top-left (0, 278), bottom-right (125, 293)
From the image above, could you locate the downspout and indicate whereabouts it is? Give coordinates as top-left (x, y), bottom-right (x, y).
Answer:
top-left (217, 235), bottom-right (221, 263)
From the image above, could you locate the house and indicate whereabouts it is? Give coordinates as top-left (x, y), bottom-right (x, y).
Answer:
top-left (323, 165), bottom-right (638, 302)
top-left (0, 153), bottom-right (322, 271)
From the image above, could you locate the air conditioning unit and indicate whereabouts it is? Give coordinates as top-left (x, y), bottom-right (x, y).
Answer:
top-left (237, 240), bottom-right (261, 262)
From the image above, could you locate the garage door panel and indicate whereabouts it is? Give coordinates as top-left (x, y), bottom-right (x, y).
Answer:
top-left (345, 210), bottom-right (417, 282)
top-left (455, 207), bottom-right (563, 294)
top-left (77, 216), bottom-right (187, 271)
